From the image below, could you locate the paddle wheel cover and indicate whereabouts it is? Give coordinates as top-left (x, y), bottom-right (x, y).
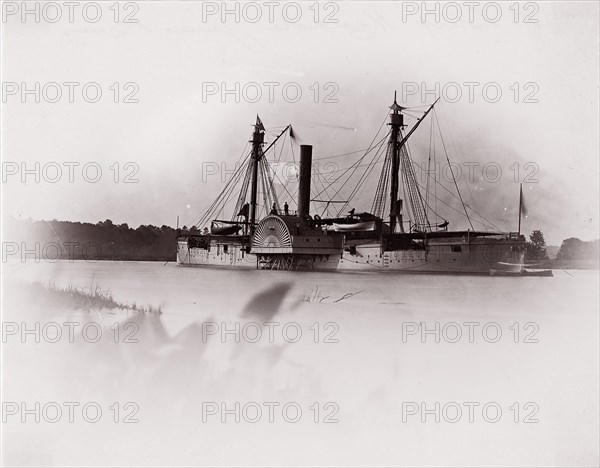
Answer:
top-left (252, 216), bottom-right (292, 249)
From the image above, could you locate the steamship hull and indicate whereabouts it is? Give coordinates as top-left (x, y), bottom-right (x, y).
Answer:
top-left (176, 230), bottom-right (524, 274)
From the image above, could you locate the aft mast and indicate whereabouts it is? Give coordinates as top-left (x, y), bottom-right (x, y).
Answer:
top-left (249, 116), bottom-right (265, 236)
top-left (373, 94), bottom-right (438, 233)
top-left (389, 91), bottom-right (405, 233)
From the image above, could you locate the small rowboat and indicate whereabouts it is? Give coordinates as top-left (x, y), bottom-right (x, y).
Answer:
top-left (331, 220), bottom-right (376, 232)
top-left (490, 267), bottom-right (553, 277)
top-left (210, 225), bottom-right (242, 236)
top-left (522, 269), bottom-right (553, 277)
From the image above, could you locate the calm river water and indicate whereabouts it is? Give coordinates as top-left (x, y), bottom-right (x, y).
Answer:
top-left (2, 261), bottom-right (599, 467)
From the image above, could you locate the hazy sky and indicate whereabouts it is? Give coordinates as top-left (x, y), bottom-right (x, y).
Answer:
top-left (3, 1), bottom-right (599, 245)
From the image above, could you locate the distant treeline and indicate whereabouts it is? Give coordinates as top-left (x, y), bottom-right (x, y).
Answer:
top-left (523, 230), bottom-right (598, 269)
top-left (3, 218), bottom-right (197, 261)
top-left (541, 237), bottom-right (599, 269)
top-left (3, 218), bottom-right (599, 267)
top-left (555, 238), bottom-right (599, 261)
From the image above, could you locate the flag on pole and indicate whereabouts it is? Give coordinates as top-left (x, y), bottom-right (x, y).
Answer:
top-left (520, 185), bottom-right (528, 217)
top-left (518, 184), bottom-right (528, 236)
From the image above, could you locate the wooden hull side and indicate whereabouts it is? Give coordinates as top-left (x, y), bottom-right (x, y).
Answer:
top-left (176, 240), bottom-right (257, 269)
top-left (177, 236), bottom-right (524, 274)
top-left (338, 238), bottom-right (524, 273)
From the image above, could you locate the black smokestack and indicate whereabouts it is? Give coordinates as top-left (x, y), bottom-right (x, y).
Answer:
top-left (298, 145), bottom-right (312, 219)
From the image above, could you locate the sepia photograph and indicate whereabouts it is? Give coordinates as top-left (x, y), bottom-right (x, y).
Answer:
top-left (2, 1), bottom-right (599, 466)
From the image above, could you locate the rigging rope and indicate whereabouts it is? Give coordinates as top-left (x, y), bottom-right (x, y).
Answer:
top-left (329, 129), bottom-right (389, 216)
top-left (434, 110), bottom-right (474, 230)
top-left (195, 151), bottom-right (251, 227)
top-left (312, 113), bottom-right (390, 201)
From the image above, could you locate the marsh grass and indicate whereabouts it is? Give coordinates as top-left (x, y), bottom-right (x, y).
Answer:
top-left (36, 281), bottom-right (162, 314)
top-left (302, 285), bottom-right (364, 303)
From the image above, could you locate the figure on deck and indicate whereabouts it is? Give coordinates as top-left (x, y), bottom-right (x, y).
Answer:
top-left (284, 202), bottom-right (289, 215)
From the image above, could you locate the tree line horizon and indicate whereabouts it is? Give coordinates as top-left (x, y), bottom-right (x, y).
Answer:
top-left (4, 217), bottom-right (599, 266)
